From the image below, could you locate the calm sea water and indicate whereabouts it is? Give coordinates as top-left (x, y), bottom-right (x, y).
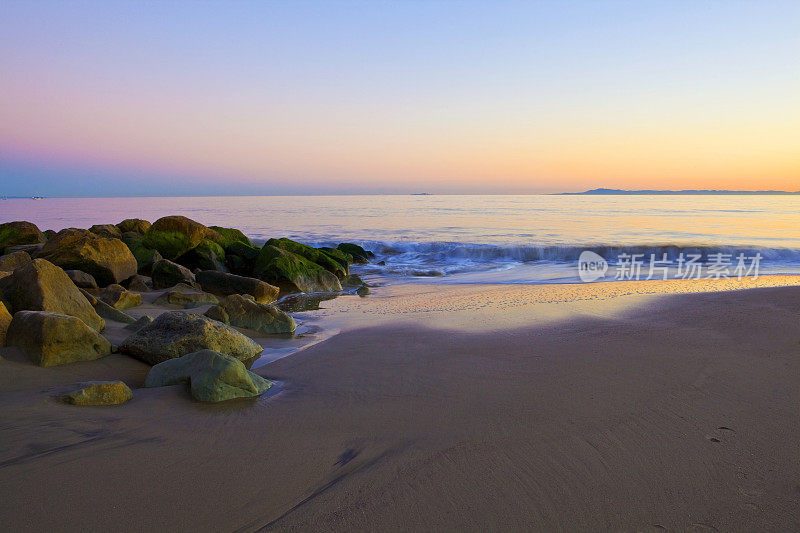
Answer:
top-left (2, 195), bottom-right (799, 283)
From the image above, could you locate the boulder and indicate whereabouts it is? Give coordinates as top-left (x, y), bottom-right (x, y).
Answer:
top-left (0, 250), bottom-right (31, 271)
top-left (60, 381), bottom-right (133, 405)
top-left (5, 243), bottom-right (44, 255)
top-left (254, 245), bottom-right (342, 294)
top-left (337, 242), bottom-right (374, 263)
top-left (142, 215), bottom-right (219, 260)
top-left (0, 221), bottom-right (45, 254)
top-left (356, 286), bottom-right (371, 297)
top-left (6, 310), bottom-right (111, 366)
top-left (121, 232), bottom-right (163, 275)
top-left (154, 283), bottom-right (218, 308)
top-left (205, 294), bottom-right (296, 334)
top-left (116, 218), bottom-right (151, 234)
top-left (38, 228), bottom-right (138, 286)
top-left (224, 241), bottom-right (260, 275)
top-left (101, 284), bottom-right (142, 310)
top-left (119, 311), bottom-right (262, 365)
top-left (151, 259), bottom-right (196, 289)
top-left (341, 274), bottom-right (366, 287)
top-left (196, 270), bottom-right (279, 304)
top-left (124, 315), bottom-right (153, 331)
top-left (0, 301), bottom-right (11, 346)
top-left (89, 224), bottom-right (123, 239)
top-left (320, 246), bottom-right (354, 269)
top-left (267, 238), bottom-right (348, 278)
top-left (0, 259), bottom-right (104, 331)
top-left (208, 226), bottom-right (251, 248)
top-left (122, 274), bottom-right (152, 292)
top-left (65, 269), bottom-right (98, 289)
top-left (43, 229), bottom-right (57, 240)
top-left (176, 239), bottom-right (227, 272)
top-left (145, 349), bottom-right (272, 402)
top-left (80, 288), bottom-right (137, 324)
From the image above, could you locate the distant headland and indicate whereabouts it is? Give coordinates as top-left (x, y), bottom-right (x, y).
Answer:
top-left (559, 188), bottom-right (800, 195)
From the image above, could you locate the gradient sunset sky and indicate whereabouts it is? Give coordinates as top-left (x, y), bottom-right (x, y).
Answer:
top-left (1, 1), bottom-right (798, 196)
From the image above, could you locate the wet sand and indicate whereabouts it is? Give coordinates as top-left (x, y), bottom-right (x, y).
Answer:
top-left (1, 279), bottom-right (799, 531)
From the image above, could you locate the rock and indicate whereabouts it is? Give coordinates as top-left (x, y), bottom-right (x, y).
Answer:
top-left (0, 250), bottom-right (32, 271)
top-left (89, 224), bottom-right (123, 239)
top-left (119, 311), bottom-right (262, 366)
top-left (116, 218), bottom-right (151, 234)
top-left (145, 349), bottom-right (271, 402)
top-left (254, 245), bottom-right (342, 294)
top-left (320, 246), bottom-right (353, 269)
top-left (65, 269), bottom-right (98, 289)
top-left (100, 284), bottom-right (142, 310)
top-left (195, 270), bottom-right (279, 304)
top-left (0, 271), bottom-right (11, 280)
top-left (121, 232), bottom-right (163, 275)
top-left (79, 288), bottom-right (137, 324)
top-left (0, 301), bottom-right (11, 346)
top-left (377, 260), bottom-right (386, 266)
top-left (151, 259), bottom-right (196, 289)
top-left (122, 274), bottom-right (152, 292)
top-left (224, 241), bottom-right (260, 275)
top-left (267, 238), bottom-right (348, 278)
top-left (5, 243), bottom-right (44, 255)
top-left (0, 259), bottom-right (104, 331)
top-left (42, 229), bottom-right (57, 240)
top-left (208, 226), bottom-right (251, 248)
top-left (356, 286), bottom-right (371, 297)
top-left (6, 310), bottom-right (111, 366)
top-left (205, 294), bottom-right (296, 334)
top-left (176, 239), bottom-right (227, 272)
top-left (337, 242), bottom-right (374, 263)
top-left (60, 381), bottom-right (133, 405)
top-left (142, 215), bottom-right (219, 260)
top-left (125, 315), bottom-right (153, 331)
top-left (342, 274), bottom-right (367, 287)
top-left (0, 221), bottom-right (45, 254)
top-left (154, 283), bottom-right (219, 308)
top-left (204, 305), bottom-right (229, 323)
top-left (38, 228), bottom-right (138, 286)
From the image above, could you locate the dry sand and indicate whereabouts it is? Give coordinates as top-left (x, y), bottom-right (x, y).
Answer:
top-left (1, 277), bottom-right (799, 531)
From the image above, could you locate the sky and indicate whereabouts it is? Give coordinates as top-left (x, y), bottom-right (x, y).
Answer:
top-left (0, 0), bottom-right (798, 196)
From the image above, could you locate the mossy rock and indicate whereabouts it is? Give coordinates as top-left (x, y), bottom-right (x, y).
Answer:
top-left (151, 259), bottom-right (195, 289)
top-left (116, 218), bottom-right (151, 234)
top-left (89, 224), bottom-right (123, 239)
top-left (121, 233), bottom-right (162, 275)
top-left (176, 239), bottom-right (227, 272)
top-left (209, 226), bottom-right (251, 248)
top-left (266, 238), bottom-right (348, 278)
top-left (254, 245), bottom-right (342, 294)
top-left (337, 242), bottom-right (374, 263)
top-left (142, 216), bottom-right (217, 260)
top-left (225, 241), bottom-right (260, 275)
top-left (205, 294), bottom-right (295, 334)
top-left (320, 247), bottom-right (353, 268)
top-left (119, 311), bottom-right (262, 366)
top-left (0, 221), bottom-right (45, 255)
top-left (38, 229), bottom-right (138, 286)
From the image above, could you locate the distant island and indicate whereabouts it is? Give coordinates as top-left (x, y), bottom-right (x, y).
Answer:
top-left (560, 188), bottom-right (800, 195)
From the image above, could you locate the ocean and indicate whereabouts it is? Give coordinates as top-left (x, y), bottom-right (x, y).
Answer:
top-left (2, 194), bottom-right (799, 283)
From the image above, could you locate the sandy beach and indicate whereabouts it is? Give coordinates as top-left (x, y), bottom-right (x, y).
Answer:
top-left (2, 278), bottom-right (799, 531)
